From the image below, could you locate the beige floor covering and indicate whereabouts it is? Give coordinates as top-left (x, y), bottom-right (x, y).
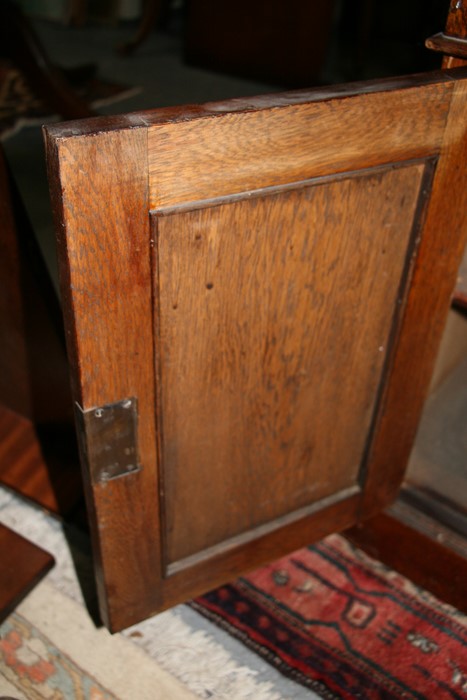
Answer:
top-left (0, 486), bottom-right (318, 700)
top-left (1, 580), bottom-right (197, 700)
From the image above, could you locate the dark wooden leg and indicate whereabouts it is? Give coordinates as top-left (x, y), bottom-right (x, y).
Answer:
top-left (345, 499), bottom-right (467, 614)
top-left (0, 1), bottom-right (94, 120)
top-left (117, 0), bottom-right (170, 56)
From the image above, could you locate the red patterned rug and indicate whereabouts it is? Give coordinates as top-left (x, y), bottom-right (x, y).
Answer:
top-left (191, 534), bottom-right (467, 699)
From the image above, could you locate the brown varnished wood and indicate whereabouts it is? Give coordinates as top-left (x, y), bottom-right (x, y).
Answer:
top-left (439, 0), bottom-right (467, 68)
top-left (426, 33), bottom-right (467, 60)
top-left (0, 523), bottom-right (54, 623)
top-left (147, 76), bottom-right (454, 210)
top-left (348, 8), bottom-right (467, 611)
top-left (445, 0), bottom-right (467, 39)
top-left (45, 70), bottom-right (458, 140)
top-left (45, 68), bottom-right (467, 631)
top-left (159, 490), bottom-right (360, 610)
top-left (360, 77), bottom-right (467, 518)
top-left (45, 127), bottom-right (163, 631)
top-left (155, 165), bottom-right (424, 567)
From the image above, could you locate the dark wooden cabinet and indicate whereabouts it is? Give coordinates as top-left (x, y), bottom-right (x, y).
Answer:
top-left (44, 67), bottom-right (467, 631)
top-left (184, 0), bottom-right (336, 87)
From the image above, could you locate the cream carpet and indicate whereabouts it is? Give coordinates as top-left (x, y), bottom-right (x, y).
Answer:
top-left (0, 487), bottom-right (317, 699)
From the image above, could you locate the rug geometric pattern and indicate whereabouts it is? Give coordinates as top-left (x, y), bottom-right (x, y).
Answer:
top-left (2, 483), bottom-right (466, 699)
top-left (192, 534), bottom-right (467, 699)
top-left (1, 612), bottom-right (115, 700)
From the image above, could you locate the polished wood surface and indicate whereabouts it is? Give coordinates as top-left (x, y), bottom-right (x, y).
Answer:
top-left (439, 0), bottom-right (467, 68)
top-left (0, 523), bottom-right (54, 623)
top-left (45, 67), bottom-right (467, 631)
top-left (0, 146), bottom-right (81, 515)
top-left (445, 0), bottom-right (467, 42)
top-left (426, 32), bottom-right (467, 60)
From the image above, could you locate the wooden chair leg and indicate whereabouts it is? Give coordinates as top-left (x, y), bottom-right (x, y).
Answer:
top-left (116, 0), bottom-right (171, 56)
top-left (0, 1), bottom-right (94, 120)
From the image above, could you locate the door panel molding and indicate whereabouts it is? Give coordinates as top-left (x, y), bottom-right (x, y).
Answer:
top-left (152, 163), bottom-right (428, 568)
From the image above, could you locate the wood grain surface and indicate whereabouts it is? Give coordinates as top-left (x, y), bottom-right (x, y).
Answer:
top-left (45, 67), bottom-right (467, 631)
top-left (155, 164), bottom-right (424, 566)
top-left (147, 79), bottom-right (452, 210)
top-left (360, 77), bottom-right (467, 518)
top-left (440, 0), bottom-right (467, 68)
top-left (45, 127), bottom-right (163, 630)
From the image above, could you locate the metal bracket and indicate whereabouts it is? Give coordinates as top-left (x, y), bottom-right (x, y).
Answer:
top-left (75, 398), bottom-right (141, 484)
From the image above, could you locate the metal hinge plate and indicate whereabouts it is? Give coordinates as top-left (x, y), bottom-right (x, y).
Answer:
top-left (75, 397), bottom-right (141, 484)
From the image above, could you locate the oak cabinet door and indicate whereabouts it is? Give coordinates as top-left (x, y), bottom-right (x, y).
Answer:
top-left (45, 68), bottom-right (467, 631)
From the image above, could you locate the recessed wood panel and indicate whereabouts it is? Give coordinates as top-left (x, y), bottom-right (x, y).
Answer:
top-left (154, 163), bottom-right (425, 566)
top-left (45, 68), bottom-right (467, 632)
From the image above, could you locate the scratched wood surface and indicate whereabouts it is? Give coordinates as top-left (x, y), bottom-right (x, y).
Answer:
top-left (45, 67), bottom-right (467, 631)
top-left (156, 165), bottom-right (424, 566)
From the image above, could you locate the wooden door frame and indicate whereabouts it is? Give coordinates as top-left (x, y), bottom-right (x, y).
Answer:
top-left (45, 68), bottom-right (467, 631)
